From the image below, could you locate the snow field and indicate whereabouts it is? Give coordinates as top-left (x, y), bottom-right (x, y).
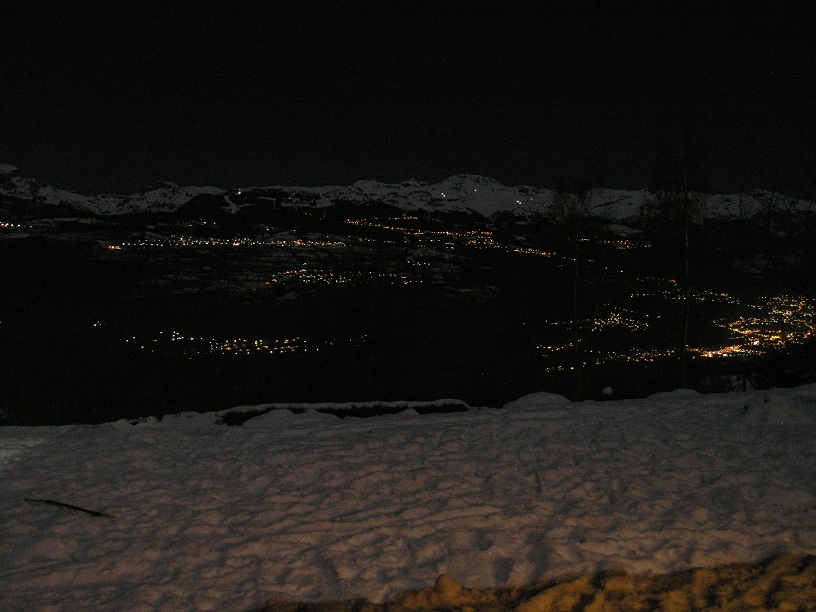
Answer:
top-left (1, 386), bottom-right (816, 609)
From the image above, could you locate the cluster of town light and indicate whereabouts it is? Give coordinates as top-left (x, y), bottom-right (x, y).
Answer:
top-left (540, 312), bottom-right (650, 335)
top-left (599, 239), bottom-right (651, 251)
top-left (267, 268), bottom-right (414, 286)
top-left (505, 245), bottom-right (556, 257)
top-left (345, 218), bottom-right (556, 257)
top-left (629, 287), bottom-right (741, 304)
top-left (698, 295), bottom-right (816, 357)
top-left (345, 218), bottom-right (490, 239)
top-left (105, 216), bottom-right (560, 263)
top-left (590, 312), bottom-right (650, 332)
top-left (126, 331), bottom-right (368, 356)
top-left (109, 236), bottom-right (346, 249)
top-left (536, 312), bottom-right (654, 366)
top-left (536, 294), bottom-right (815, 368)
top-left (539, 348), bottom-right (678, 372)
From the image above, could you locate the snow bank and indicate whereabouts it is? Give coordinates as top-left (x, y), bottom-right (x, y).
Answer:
top-left (2, 386), bottom-right (816, 609)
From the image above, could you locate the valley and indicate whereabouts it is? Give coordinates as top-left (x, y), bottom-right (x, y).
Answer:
top-left (1, 170), bottom-right (814, 424)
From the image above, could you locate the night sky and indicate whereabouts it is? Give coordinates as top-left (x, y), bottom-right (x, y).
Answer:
top-left (2, 3), bottom-right (814, 195)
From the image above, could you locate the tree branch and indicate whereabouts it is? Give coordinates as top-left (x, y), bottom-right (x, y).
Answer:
top-left (24, 497), bottom-right (116, 520)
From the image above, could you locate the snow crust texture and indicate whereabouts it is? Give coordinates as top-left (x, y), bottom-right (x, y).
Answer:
top-left (2, 386), bottom-right (816, 609)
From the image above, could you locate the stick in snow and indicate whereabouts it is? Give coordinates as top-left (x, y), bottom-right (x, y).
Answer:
top-left (24, 498), bottom-right (116, 520)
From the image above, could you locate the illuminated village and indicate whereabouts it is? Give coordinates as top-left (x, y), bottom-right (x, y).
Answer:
top-left (85, 219), bottom-right (816, 377)
top-left (75, 216), bottom-right (813, 373)
top-left (1, 176), bottom-right (815, 424)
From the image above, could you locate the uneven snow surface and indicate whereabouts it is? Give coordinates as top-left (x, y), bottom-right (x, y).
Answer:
top-left (2, 387), bottom-right (816, 610)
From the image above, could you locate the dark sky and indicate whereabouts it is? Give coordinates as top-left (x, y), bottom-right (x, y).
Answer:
top-left (2, 2), bottom-right (814, 195)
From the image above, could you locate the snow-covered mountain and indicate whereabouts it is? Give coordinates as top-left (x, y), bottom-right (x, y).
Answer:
top-left (0, 164), bottom-right (811, 223)
top-left (111, 182), bottom-right (227, 215)
top-left (0, 164), bottom-right (225, 216)
top-left (0, 164), bottom-right (122, 214)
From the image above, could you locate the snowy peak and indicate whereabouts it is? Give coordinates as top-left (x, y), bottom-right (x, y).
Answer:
top-left (0, 170), bottom-right (119, 214)
top-left (0, 167), bottom-right (226, 215)
top-left (427, 174), bottom-right (552, 217)
top-left (113, 182), bottom-right (226, 214)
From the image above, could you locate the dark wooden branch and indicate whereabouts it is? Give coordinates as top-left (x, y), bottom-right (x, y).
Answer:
top-left (24, 497), bottom-right (116, 520)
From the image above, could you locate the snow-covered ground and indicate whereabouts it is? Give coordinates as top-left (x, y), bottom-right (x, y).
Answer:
top-left (2, 387), bottom-right (816, 610)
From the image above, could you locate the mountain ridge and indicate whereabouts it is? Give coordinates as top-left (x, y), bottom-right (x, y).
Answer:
top-left (1, 165), bottom-right (811, 223)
